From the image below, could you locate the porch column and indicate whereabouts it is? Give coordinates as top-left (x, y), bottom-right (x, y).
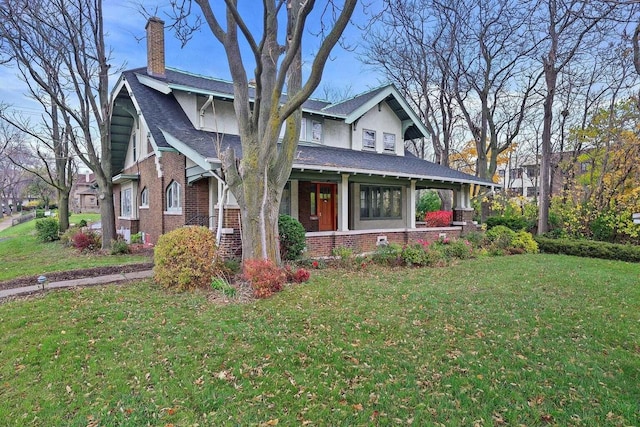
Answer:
top-left (208, 177), bottom-right (217, 230)
top-left (409, 180), bottom-right (416, 228)
top-left (338, 173), bottom-right (349, 231)
top-left (290, 180), bottom-right (299, 221)
top-left (453, 184), bottom-right (475, 227)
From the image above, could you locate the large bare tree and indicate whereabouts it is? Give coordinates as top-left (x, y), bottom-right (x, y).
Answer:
top-left (0, 0), bottom-right (116, 247)
top-left (533, 0), bottom-right (623, 234)
top-left (171, 1), bottom-right (357, 262)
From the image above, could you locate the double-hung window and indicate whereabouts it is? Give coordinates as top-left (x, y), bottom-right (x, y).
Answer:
top-left (363, 129), bottom-right (376, 150)
top-left (140, 187), bottom-right (149, 208)
top-left (383, 133), bottom-right (396, 152)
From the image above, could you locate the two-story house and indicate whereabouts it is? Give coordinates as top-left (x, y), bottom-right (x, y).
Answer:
top-left (109, 18), bottom-right (496, 258)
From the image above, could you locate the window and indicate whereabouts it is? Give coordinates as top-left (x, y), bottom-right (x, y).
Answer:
top-left (311, 120), bottom-right (322, 142)
top-left (360, 186), bottom-right (402, 219)
top-left (510, 168), bottom-right (522, 179)
top-left (300, 119), bottom-right (307, 141)
top-left (383, 133), bottom-right (396, 151)
top-left (166, 181), bottom-right (181, 212)
top-left (363, 129), bottom-right (376, 149)
top-left (279, 182), bottom-right (291, 216)
top-left (498, 169), bottom-right (505, 177)
top-left (121, 188), bottom-right (132, 218)
top-left (310, 190), bottom-right (316, 216)
top-left (140, 187), bottom-right (149, 208)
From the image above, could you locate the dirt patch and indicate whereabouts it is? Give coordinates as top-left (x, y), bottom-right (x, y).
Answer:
top-left (0, 262), bottom-right (155, 291)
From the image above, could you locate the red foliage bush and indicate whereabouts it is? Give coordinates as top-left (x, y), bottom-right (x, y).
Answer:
top-left (243, 259), bottom-right (287, 299)
top-left (292, 268), bottom-right (310, 283)
top-left (424, 210), bottom-right (453, 227)
top-left (71, 230), bottom-right (101, 252)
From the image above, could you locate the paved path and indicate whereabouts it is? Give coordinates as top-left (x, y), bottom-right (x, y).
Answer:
top-left (0, 270), bottom-right (154, 300)
top-left (0, 213), bottom-right (17, 233)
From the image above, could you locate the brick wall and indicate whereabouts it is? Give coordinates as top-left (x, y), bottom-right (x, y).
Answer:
top-left (304, 227), bottom-right (462, 258)
top-left (115, 151), bottom-right (193, 245)
top-left (298, 181), bottom-right (319, 232)
top-left (184, 179), bottom-right (210, 224)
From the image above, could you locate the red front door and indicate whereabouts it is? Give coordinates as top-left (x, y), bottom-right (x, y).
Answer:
top-left (317, 183), bottom-right (336, 231)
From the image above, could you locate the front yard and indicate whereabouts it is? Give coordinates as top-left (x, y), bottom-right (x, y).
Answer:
top-left (0, 214), bottom-right (150, 282)
top-left (0, 254), bottom-right (637, 425)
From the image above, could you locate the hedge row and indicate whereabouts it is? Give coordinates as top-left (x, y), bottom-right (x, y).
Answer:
top-left (535, 237), bottom-right (640, 263)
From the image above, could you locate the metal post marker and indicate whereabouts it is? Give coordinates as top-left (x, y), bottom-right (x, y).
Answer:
top-left (37, 275), bottom-right (47, 290)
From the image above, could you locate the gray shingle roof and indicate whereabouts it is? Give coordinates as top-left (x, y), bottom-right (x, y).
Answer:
top-left (321, 86), bottom-right (389, 116)
top-left (117, 67), bottom-right (496, 187)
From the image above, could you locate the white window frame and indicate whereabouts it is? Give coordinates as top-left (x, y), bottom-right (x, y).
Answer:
top-left (311, 120), bottom-right (323, 143)
top-left (383, 133), bottom-right (396, 152)
top-left (363, 129), bottom-right (376, 150)
top-left (120, 184), bottom-right (137, 219)
top-left (140, 187), bottom-right (149, 208)
top-left (299, 118), bottom-right (307, 141)
top-left (166, 181), bottom-right (182, 213)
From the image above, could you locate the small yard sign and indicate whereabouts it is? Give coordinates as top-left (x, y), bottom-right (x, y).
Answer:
top-left (633, 213), bottom-right (640, 225)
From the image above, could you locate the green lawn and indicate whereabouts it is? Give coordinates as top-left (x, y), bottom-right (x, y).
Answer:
top-left (0, 254), bottom-right (638, 426)
top-left (0, 214), bottom-right (150, 281)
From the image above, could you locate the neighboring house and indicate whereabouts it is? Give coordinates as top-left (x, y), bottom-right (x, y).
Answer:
top-left (108, 18), bottom-right (496, 257)
top-left (498, 163), bottom-right (539, 198)
top-left (71, 172), bottom-right (99, 213)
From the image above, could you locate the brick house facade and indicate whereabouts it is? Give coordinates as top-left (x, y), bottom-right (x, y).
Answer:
top-left (109, 18), bottom-right (496, 258)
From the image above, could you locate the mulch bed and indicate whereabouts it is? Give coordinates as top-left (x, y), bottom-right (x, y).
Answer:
top-left (0, 262), bottom-right (155, 292)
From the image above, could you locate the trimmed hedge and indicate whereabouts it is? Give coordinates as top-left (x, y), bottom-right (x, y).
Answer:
top-left (535, 237), bottom-right (640, 263)
top-left (486, 215), bottom-right (529, 231)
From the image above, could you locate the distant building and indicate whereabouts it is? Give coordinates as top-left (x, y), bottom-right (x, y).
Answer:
top-left (71, 172), bottom-right (99, 213)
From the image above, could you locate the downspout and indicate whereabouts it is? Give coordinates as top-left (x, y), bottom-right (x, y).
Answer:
top-left (199, 95), bottom-right (214, 129)
top-left (210, 169), bottom-right (227, 245)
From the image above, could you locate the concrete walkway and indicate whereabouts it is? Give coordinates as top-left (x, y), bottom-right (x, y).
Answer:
top-left (0, 213), bottom-right (17, 233)
top-left (0, 270), bottom-right (154, 300)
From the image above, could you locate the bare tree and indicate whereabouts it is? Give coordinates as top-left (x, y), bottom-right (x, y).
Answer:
top-left (0, 0), bottom-right (116, 247)
top-left (0, 123), bottom-right (33, 217)
top-left (169, 1), bottom-right (357, 262)
top-left (1, 87), bottom-right (76, 231)
top-left (533, 0), bottom-right (624, 234)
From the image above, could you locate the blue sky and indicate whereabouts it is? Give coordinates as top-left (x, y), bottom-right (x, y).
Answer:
top-left (0, 1), bottom-right (386, 119)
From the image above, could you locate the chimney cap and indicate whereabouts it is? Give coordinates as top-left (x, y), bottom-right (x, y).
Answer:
top-left (146, 16), bottom-right (165, 28)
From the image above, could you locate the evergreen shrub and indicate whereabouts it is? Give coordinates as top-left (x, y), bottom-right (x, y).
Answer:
top-left (35, 218), bottom-right (60, 242)
top-left (278, 215), bottom-right (306, 260)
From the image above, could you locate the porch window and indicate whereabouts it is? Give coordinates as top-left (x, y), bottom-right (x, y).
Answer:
top-left (383, 133), bottom-right (396, 152)
top-left (360, 186), bottom-right (402, 219)
top-left (121, 188), bottom-right (132, 217)
top-left (140, 187), bottom-right (149, 208)
top-left (166, 181), bottom-right (181, 212)
top-left (363, 129), bottom-right (376, 150)
top-left (279, 182), bottom-right (291, 216)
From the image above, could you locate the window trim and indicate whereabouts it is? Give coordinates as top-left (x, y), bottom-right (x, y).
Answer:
top-left (166, 181), bottom-right (182, 213)
top-left (311, 120), bottom-right (323, 143)
top-left (363, 129), bottom-right (376, 150)
top-left (140, 187), bottom-right (149, 208)
top-left (360, 185), bottom-right (403, 220)
top-left (121, 187), bottom-right (133, 218)
top-left (383, 132), bottom-right (396, 152)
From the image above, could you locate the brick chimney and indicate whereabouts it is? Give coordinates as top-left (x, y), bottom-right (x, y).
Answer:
top-left (146, 17), bottom-right (165, 78)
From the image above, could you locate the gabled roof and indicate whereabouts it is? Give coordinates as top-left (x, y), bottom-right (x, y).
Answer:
top-left (111, 67), bottom-right (496, 188)
top-left (132, 67), bottom-right (427, 140)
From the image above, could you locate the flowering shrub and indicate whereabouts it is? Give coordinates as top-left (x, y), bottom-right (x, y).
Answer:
top-left (423, 210), bottom-right (453, 227)
top-left (243, 259), bottom-right (287, 298)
